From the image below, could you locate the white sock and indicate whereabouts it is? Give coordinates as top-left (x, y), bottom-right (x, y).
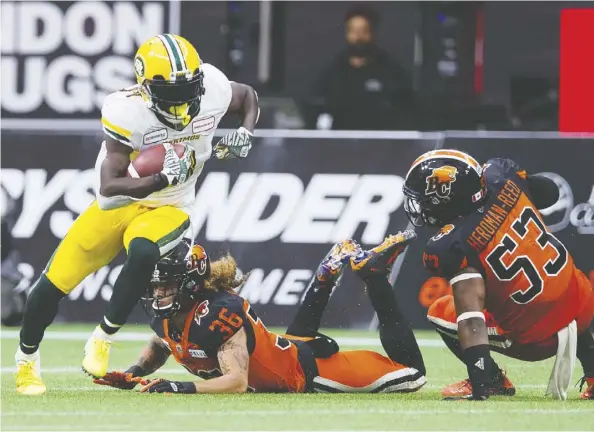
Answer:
top-left (15, 348), bottom-right (41, 374)
top-left (92, 325), bottom-right (114, 342)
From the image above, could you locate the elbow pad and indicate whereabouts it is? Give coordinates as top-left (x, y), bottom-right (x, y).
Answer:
top-left (527, 175), bottom-right (559, 209)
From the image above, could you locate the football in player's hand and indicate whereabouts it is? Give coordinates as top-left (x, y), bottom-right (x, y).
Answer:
top-left (127, 143), bottom-right (186, 178)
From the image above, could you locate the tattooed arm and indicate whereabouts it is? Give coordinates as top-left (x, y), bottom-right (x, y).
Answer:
top-left (129, 335), bottom-right (171, 376)
top-left (192, 327), bottom-right (250, 393)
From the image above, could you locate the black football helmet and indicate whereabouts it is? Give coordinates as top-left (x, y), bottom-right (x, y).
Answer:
top-left (142, 239), bottom-right (211, 319)
top-left (403, 149), bottom-right (487, 227)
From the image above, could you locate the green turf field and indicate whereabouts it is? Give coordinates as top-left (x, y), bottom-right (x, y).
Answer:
top-left (1, 325), bottom-right (592, 431)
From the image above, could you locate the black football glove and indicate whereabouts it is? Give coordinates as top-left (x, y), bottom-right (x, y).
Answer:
top-left (140, 378), bottom-right (197, 394)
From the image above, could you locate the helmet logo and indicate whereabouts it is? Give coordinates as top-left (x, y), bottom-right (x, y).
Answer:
top-left (425, 166), bottom-right (458, 199)
top-left (151, 268), bottom-right (160, 282)
top-left (134, 56), bottom-right (145, 77)
top-left (194, 300), bottom-right (210, 325)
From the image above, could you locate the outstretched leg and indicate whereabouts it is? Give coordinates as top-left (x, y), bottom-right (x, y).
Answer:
top-left (351, 231), bottom-right (426, 376)
top-left (82, 206), bottom-right (189, 378)
top-left (286, 240), bottom-right (361, 337)
top-left (17, 201), bottom-right (125, 395)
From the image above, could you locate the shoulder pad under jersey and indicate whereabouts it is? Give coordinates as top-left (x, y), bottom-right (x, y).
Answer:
top-left (200, 64), bottom-right (233, 115)
top-left (100, 88), bottom-right (145, 150)
top-left (484, 158), bottom-right (528, 189)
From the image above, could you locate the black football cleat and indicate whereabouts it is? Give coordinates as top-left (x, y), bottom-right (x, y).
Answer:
top-left (350, 230), bottom-right (417, 278)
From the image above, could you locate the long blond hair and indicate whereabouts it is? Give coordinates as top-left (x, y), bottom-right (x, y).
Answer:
top-left (202, 253), bottom-right (245, 293)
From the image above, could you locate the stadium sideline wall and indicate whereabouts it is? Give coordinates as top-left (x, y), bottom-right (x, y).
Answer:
top-left (1, 129), bottom-right (592, 329)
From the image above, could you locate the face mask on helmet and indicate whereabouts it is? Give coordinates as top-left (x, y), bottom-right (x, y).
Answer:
top-left (142, 260), bottom-right (189, 319)
top-left (403, 186), bottom-right (460, 227)
top-left (142, 70), bottom-right (205, 130)
top-left (141, 241), bottom-right (211, 319)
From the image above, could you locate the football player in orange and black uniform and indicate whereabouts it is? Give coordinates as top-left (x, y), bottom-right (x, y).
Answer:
top-left (93, 232), bottom-right (427, 394)
top-left (403, 149), bottom-right (594, 400)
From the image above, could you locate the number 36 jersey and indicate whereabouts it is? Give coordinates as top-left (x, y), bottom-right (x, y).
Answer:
top-left (150, 289), bottom-right (310, 392)
top-left (423, 158), bottom-right (593, 344)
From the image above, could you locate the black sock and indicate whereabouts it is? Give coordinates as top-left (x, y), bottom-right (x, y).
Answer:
top-left (102, 238), bottom-right (159, 334)
top-left (437, 333), bottom-right (503, 382)
top-left (363, 274), bottom-right (426, 376)
top-left (577, 329), bottom-right (594, 378)
top-left (286, 279), bottom-right (332, 335)
top-left (19, 274), bottom-right (66, 354)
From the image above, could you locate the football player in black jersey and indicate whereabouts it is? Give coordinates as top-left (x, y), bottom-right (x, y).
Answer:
top-left (403, 149), bottom-right (594, 400)
top-left (93, 233), bottom-right (427, 394)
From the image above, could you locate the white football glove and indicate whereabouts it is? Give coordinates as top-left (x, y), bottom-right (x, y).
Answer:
top-left (160, 143), bottom-right (195, 186)
top-left (213, 127), bottom-right (253, 160)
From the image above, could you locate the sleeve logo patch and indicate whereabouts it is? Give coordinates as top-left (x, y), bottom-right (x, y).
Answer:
top-left (194, 300), bottom-right (210, 325)
top-left (425, 166), bottom-right (458, 199)
top-left (192, 116), bottom-right (215, 134)
top-left (431, 224), bottom-right (455, 241)
top-left (143, 129), bottom-right (168, 145)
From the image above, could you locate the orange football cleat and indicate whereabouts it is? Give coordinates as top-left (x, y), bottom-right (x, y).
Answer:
top-left (442, 371), bottom-right (516, 399)
top-left (578, 377), bottom-right (594, 400)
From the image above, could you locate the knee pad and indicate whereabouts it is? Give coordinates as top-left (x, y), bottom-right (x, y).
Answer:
top-left (427, 295), bottom-right (455, 322)
top-left (126, 238), bottom-right (160, 267)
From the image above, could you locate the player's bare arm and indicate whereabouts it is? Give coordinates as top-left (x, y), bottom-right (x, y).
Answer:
top-left (229, 82), bottom-right (260, 132)
top-left (93, 335), bottom-right (170, 390)
top-left (99, 137), bottom-right (167, 198)
top-left (450, 269), bottom-right (491, 400)
top-left (140, 328), bottom-right (250, 394)
top-left (131, 335), bottom-right (171, 376)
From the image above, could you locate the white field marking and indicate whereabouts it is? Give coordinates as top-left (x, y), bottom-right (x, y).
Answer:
top-left (1, 367), bottom-right (189, 374)
top-left (2, 409), bottom-right (592, 418)
top-left (0, 380), bottom-right (551, 391)
top-left (0, 330), bottom-right (445, 347)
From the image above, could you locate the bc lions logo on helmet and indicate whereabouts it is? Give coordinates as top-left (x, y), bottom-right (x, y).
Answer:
top-left (425, 166), bottom-right (458, 199)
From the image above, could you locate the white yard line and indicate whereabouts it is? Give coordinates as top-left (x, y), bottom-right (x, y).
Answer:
top-left (0, 330), bottom-right (445, 347)
top-left (2, 409), bottom-right (591, 418)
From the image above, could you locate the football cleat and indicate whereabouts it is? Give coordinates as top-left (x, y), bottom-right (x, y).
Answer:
top-left (350, 230), bottom-right (417, 278)
top-left (82, 327), bottom-right (113, 378)
top-left (315, 239), bottom-right (364, 288)
top-left (15, 350), bottom-right (46, 396)
top-left (578, 376), bottom-right (594, 400)
top-left (441, 371), bottom-right (516, 399)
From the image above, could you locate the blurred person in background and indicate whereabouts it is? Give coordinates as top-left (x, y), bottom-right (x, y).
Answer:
top-left (313, 5), bottom-right (415, 131)
top-left (1, 186), bottom-right (27, 327)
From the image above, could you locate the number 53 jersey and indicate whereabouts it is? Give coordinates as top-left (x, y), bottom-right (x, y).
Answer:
top-left (150, 289), bottom-right (311, 392)
top-left (423, 158), bottom-right (594, 344)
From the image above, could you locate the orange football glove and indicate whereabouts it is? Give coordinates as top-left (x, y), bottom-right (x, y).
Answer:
top-left (93, 371), bottom-right (149, 390)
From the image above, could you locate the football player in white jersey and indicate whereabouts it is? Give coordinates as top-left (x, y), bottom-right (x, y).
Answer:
top-left (15, 34), bottom-right (260, 396)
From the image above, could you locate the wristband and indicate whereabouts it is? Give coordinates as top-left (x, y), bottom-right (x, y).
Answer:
top-left (124, 365), bottom-right (147, 377)
top-left (463, 344), bottom-right (491, 400)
